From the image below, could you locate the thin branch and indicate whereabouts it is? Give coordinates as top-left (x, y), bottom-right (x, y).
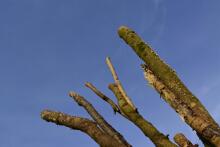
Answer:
top-left (174, 133), bottom-right (198, 147)
top-left (41, 110), bottom-right (121, 147)
top-left (85, 82), bottom-right (129, 120)
top-left (108, 83), bottom-right (177, 147)
top-left (106, 57), bottom-right (136, 111)
top-left (85, 82), bottom-right (120, 114)
top-left (118, 26), bottom-right (204, 114)
top-left (69, 92), bottom-right (131, 147)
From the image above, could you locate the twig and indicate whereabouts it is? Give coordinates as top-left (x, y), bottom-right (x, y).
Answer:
top-left (69, 92), bottom-right (131, 147)
top-left (41, 110), bottom-right (121, 147)
top-left (106, 57), bottom-right (136, 111)
top-left (85, 82), bottom-right (120, 114)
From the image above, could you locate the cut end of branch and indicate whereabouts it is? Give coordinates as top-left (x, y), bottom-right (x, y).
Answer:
top-left (106, 57), bottom-right (136, 110)
top-left (69, 91), bottom-right (78, 98)
top-left (106, 57), bottom-right (119, 82)
top-left (118, 26), bottom-right (129, 38)
top-left (41, 109), bottom-right (52, 121)
top-left (85, 82), bottom-right (92, 88)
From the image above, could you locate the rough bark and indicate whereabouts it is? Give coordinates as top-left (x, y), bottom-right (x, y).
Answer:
top-left (174, 133), bottom-right (198, 147)
top-left (118, 26), bottom-right (220, 146)
top-left (41, 110), bottom-right (122, 147)
top-left (106, 57), bottom-right (136, 110)
top-left (69, 92), bottom-right (131, 147)
top-left (40, 25), bottom-right (220, 147)
top-left (105, 57), bottom-right (177, 146)
top-left (109, 83), bottom-right (177, 147)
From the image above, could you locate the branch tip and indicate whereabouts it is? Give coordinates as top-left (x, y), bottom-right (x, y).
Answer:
top-left (106, 57), bottom-right (136, 110)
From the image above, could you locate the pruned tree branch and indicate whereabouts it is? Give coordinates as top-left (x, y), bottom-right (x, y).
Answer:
top-left (108, 83), bottom-right (177, 147)
top-left (69, 92), bottom-right (131, 147)
top-left (41, 110), bottom-right (121, 147)
top-left (142, 64), bottom-right (216, 147)
top-left (105, 58), bottom-right (177, 146)
top-left (41, 25), bottom-right (220, 147)
top-left (118, 25), bottom-right (220, 146)
top-left (106, 57), bottom-right (136, 111)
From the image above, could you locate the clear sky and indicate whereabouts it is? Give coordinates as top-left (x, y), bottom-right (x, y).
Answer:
top-left (1, 0), bottom-right (220, 146)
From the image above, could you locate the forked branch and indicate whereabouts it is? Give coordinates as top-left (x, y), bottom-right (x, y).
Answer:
top-left (69, 92), bottom-right (131, 147)
top-left (106, 57), bottom-right (136, 111)
top-left (108, 83), bottom-right (177, 147)
top-left (85, 82), bottom-right (121, 114)
top-left (105, 57), bottom-right (177, 147)
top-left (41, 110), bottom-right (121, 147)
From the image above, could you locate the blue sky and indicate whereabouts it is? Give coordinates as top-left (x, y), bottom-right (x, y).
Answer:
top-left (0, 0), bottom-right (220, 146)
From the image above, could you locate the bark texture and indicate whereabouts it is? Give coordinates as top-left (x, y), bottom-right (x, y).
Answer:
top-left (118, 26), bottom-right (220, 146)
top-left (40, 25), bottom-right (220, 147)
top-left (69, 92), bottom-right (131, 147)
top-left (109, 83), bottom-right (177, 147)
top-left (174, 133), bottom-right (198, 147)
top-left (41, 110), bottom-right (122, 147)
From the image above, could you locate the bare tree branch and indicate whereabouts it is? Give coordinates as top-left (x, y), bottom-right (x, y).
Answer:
top-left (41, 110), bottom-right (121, 147)
top-left (118, 25), bottom-right (220, 146)
top-left (41, 25), bottom-right (220, 147)
top-left (85, 82), bottom-right (120, 114)
top-left (106, 57), bottom-right (136, 111)
top-left (108, 83), bottom-right (177, 147)
top-left (105, 57), bottom-right (176, 146)
top-left (142, 64), bottom-right (220, 146)
top-left (69, 92), bottom-right (131, 147)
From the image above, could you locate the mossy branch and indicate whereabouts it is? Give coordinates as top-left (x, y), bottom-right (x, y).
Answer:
top-left (86, 81), bottom-right (175, 147)
top-left (118, 26), bottom-right (205, 113)
top-left (41, 25), bottom-right (220, 147)
top-left (85, 80), bottom-right (174, 147)
top-left (108, 83), bottom-right (177, 147)
top-left (117, 25), bottom-right (220, 146)
top-left (41, 110), bottom-right (121, 147)
top-left (105, 58), bottom-right (176, 146)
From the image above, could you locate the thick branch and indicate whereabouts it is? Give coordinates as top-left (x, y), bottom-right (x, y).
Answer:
top-left (174, 133), bottom-right (198, 147)
top-left (41, 110), bottom-right (121, 147)
top-left (118, 25), bottom-right (220, 146)
top-left (69, 92), bottom-right (131, 147)
top-left (108, 83), bottom-right (177, 147)
top-left (85, 82), bottom-right (121, 114)
top-left (197, 133), bottom-right (214, 147)
top-left (106, 57), bottom-right (136, 110)
top-left (118, 26), bottom-right (210, 118)
top-left (142, 64), bottom-right (220, 146)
